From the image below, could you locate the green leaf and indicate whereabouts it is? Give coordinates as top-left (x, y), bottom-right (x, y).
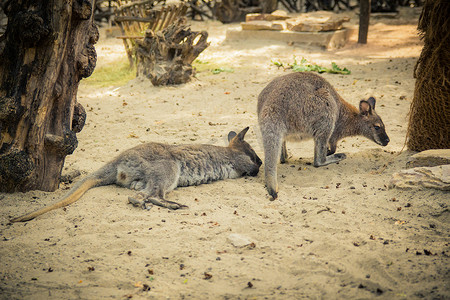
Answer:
top-left (212, 67), bottom-right (234, 74)
top-left (272, 57), bottom-right (351, 75)
top-left (271, 60), bottom-right (283, 67)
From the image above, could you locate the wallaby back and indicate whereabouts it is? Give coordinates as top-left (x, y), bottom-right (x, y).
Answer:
top-left (257, 72), bottom-right (389, 199)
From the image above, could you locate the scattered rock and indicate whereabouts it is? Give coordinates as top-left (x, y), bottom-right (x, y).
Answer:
top-left (406, 149), bottom-right (450, 168)
top-left (389, 165), bottom-right (449, 191)
top-left (227, 233), bottom-right (254, 247)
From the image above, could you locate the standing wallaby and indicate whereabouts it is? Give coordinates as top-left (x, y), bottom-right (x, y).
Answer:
top-left (11, 127), bottom-right (262, 222)
top-left (257, 72), bottom-right (389, 199)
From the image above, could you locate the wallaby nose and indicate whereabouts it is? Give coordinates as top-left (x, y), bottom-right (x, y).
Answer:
top-left (248, 167), bottom-right (260, 177)
top-left (383, 136), bottom-right (390, 146)
top-left (255, 155), bottom-right (262, 167)
top-left (257, 158), bottom-right (262, 167)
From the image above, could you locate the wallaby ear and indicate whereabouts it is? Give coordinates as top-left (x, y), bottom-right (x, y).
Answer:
top-left (367, 97), bottom-right (376, 110)
top-left (359, 100), bottom-right (372, 116)
top-left (236, 127), bottom-right (250, 141)
top-left (228, 131), bottom-right (237, 142)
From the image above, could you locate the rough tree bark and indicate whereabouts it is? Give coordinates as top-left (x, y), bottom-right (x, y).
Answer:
top-left (0, 0), bottom-right (98, 192)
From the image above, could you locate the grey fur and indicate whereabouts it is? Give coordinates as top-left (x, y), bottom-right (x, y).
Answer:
top-left (11, 127), bottom-right (262, 222)
top-left (257, 72), bottom-right (390, 199)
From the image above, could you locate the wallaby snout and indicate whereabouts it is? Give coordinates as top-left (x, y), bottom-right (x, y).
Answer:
top-left (375, 130), bottom-right (390, 146)
top-left (257, 72), bottom-right (389, 199)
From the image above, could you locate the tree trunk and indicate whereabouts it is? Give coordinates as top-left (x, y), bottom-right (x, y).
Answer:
top-left (0, 0), bottom-right (98, 192)
top-left (407, 0), bottom-right (450, 151)
top-left (358, 0), bottom-right (370, 44)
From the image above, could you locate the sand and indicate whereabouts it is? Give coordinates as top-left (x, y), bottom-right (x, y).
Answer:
top-left (1, 7), bottom-right (449, 299)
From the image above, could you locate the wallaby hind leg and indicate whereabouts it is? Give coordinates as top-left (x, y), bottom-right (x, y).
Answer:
top-left (128, 160), bottom-right (187, 210)
top-left (280, 141), bottom-right (288, 164)
top-left (327, 138), bottom-right (338, 156)
top-left (261, 127), bottom-right (284, 200)
top-left (313, 136), bottom-right (346, 167)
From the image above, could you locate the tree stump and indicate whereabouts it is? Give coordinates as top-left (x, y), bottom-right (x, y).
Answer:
top-left (135, 17), bottom-right (209, 86)
top-left (0, 0), bottom-right (98, 192)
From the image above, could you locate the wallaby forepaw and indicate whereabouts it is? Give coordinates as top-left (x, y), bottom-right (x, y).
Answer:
top-left (130, 180), bottom-right (145, 191)
top-left (146, 198), bottom-right (188, 210)
top-left (314, 153), bottom-right (347, 167)
top-left (128, 195), bottom-right (153, 210)
top-left (128, 194), bottom-right (188, 210)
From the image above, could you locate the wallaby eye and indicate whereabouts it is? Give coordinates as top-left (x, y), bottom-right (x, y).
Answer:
top-left (374, 125), bottom-right (381, 130)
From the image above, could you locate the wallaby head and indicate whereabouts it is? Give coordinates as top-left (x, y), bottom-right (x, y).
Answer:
top-left (358, 97), bottom-right (390, 147)
top-left (227, 127), bottom-right (262, 176)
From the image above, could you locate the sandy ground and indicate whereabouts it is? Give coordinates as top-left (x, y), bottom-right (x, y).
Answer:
top-left (1, 7), bottom-right (449, 300)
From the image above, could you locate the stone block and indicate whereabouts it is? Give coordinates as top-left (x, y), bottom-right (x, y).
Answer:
top-left (286, 11), bottom-right (350, 32)
top-left (389, 165), bottom-right (450, 191)
top-left (226, 27), bottom-right (355, 50)
top-left (406, 149), bottom-right (450, 168)
top-left (241, 20), bottom-right (285, 31)
top-left (245, 10), bottom-right (290, 22)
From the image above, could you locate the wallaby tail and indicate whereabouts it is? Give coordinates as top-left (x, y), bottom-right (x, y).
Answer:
top-left (10, 165), bottom-right (117, 222)
top-left (10, 177), bottom-right (101, 222)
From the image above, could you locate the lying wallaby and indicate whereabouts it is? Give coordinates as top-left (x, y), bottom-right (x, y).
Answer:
top-left (257, 72), bottom-right (389, 199)
top-left (11, 127), bottom-right (262, 222)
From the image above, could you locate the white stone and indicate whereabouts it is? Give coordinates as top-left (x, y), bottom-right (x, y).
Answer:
top-left (227, 233), bottom-right (254, 247)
